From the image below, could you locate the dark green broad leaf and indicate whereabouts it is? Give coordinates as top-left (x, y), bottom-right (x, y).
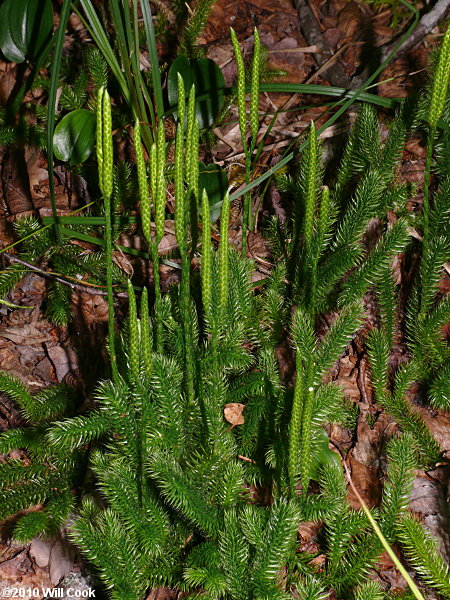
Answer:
top-left (0, 0), bottom-right (53, 63)
top-left (168, 56), bottom-right (225, 129)
top-left (53, 110), bottom-right (96, 165)
top-left (309, 427), bottom-right (342, 481)
top-left (198, 162), bottom-right (228, 223)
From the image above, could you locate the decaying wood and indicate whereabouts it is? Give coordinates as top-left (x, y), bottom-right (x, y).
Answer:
top-left (380, 0), bottom-right (450, 62)
top-left (293, 0), bottom-right (353, 88)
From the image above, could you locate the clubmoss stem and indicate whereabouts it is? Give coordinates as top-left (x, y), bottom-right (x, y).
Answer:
top-left (288, 344), bottom-right (304, 496)
top-left (151, 242), bottom-right (163, 354)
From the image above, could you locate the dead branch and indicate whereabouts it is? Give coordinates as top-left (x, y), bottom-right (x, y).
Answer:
top-left (2, 253), bottom-right (128, 298)
top-left (380, 0), bottom-right (450, 63)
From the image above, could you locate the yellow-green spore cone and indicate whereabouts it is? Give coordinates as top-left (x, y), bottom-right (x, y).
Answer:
top-left (230, 28), bottom-right (247, 147)
top-left (250, 28), bottom-right (261, 143)
top-left (429, 25), bottom-right (450, 129)
top-left (174, 123), bottom-right (187, 254)
top-left (96, 89), bottom-right (104, 193)
top-left (186, 86), bottom-right (199, 199)
top-left (154, 126), bottom-right (166, 243)
top-left (96, 86), bottom-right (117, 381)
top-left (97, 87), bottom-right (113, 199)
top-left (304, 122), bottom-right (318, 255)
top-left (134, 121), bottom-right (151, 245)
top-left (177, 73), bottom-right (186, 129)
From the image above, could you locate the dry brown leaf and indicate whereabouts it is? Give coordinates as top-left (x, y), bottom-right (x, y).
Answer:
top-left (158, 232), bottom-right (178, 255)
top-left (337, 2), bottom-right (362, 39)
top-left (323, 27), bottom-right (342, 50)
top-left (405, 139), bottom-right (427, 157)
top-left (146, 587), bottom-right (179, 600)
top-left (298, 520), bottom-right (321, 542)
top-left (247, 231), bottom-right (271, 260)
top-left (338, 354), bottom-right (358, 378)
top-left (438, 272), bottom-right (450, 296)
top-left (29, 538), bottom-right (52, 569)
top-left (333, 354), bottom-right (360, 403)
top-left (0, 547), bottom-right (52, 600)
top-left (112, 250), bottom-right (134, 277)
top-left (275, 339), bottom-right (295, 383)
top-left (0, 324), bottom-right (53, 345)
top-left (224, 402), bottom-right (245, 426)
top-left (308, 554), bottom-right (326, 569)
top-left (378, 568), bottom-right (409, 593)
top-left (2, 150), bottom-right (34, 216)
top-left (413, 406), bottom-right (450, 457)
top-left (46, 345), bottom-right (79, 383)
top-left (48, 539), bottom-right (74, 586)
top-left (347, 457), bottom-right (382, 508)
top-left (249, 270), bottom-right (267, 286)
top-left (352, 412), bottom-right (392, 467)
top-left (270, 37), bottom-right (306, 66)
top-left (33, 355), bottom-right (56, 383)
top-left (71, 292), bottom-right (109, 324)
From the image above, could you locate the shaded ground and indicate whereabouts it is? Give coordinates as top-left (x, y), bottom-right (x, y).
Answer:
top-left (0, 0), bottom-right (449, 598)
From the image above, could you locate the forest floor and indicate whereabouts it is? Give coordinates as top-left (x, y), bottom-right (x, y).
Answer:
top-left (0, 0), bottom-right (450, 598)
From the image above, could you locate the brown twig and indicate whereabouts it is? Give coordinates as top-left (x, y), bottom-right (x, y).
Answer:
top-left (304, 42), bottom-right (365, 85)
top-left (237, 454), bottom-right (257, 464)
top-left (295, 0), bottom-right (450, 93)
top-left (293, 0), bottom-right (353, 88)
top-left (2, 253), bottom-right (128, 298)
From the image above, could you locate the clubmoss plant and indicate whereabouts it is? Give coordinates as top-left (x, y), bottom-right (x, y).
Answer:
top-left (97, 86), bottom-right (118, 382)
top-left (134, 119), bottom-right (151, 245)
top-left (421, 24), bottom-right (450, 315)
top-left (0, 371), bottom-right (79, 541)
top-left (367, 122), bottom-right (450, 466)
top-left (151, 125), bottom-right (167, 352)
top-left (201, 189), bottom-right (213, 322)
top-left (0, 20), bottom-right (449, 600)
top-left (178, 0), bottom-right (218, 57)
top-left (397, 514), bottom-right (450, 598)
top-left (173, 78), bottom-right (197, 404)
top-left (230, 27), bottom-right (261, 255)
top-left (428, 24), bottom-right (450, 130)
